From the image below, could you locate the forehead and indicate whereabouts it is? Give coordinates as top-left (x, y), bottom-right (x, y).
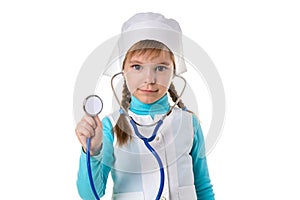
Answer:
top-left (126, 49), bottom-right (173, 63)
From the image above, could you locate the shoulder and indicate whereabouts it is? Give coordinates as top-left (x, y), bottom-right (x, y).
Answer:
top-left (102, 116), bottom-right (113, 130)
top-left (101, 111), bottom-right (120, 143)
top-left (171, 107), bottom-right (197, 126)
top-left (103, 110), bottom-right (121, 127)
top-left (172, 108), bottom-right (203, 142)
top-left (191, 114), bottom-right (202, 130)
top-left (172, 107), bottom-right (193, 118)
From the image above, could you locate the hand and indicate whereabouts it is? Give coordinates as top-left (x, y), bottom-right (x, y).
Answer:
top-left (75, 114), bottom-right (103, 156)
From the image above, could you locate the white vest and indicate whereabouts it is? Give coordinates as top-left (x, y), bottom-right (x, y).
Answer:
top-left (107, 107), bottom-right (197, 200)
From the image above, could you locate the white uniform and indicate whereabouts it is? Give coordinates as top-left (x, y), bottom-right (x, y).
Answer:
top-left (107, 107), bottom-right (197, 200)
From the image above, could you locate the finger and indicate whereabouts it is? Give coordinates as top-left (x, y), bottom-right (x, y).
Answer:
top-left (76, 125), bottom-right (93, 138)
top-left (94, 115), bottom-right (102, 128)
top-left (83, 114), bottom-right (97, 129)
top-left (79, 120), bottom-right (95, 136)
top-left (75, 129), bottom-right (86, 148)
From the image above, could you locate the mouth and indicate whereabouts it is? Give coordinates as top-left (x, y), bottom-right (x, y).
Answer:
top-left (138, 88), bottom-right (159, 93)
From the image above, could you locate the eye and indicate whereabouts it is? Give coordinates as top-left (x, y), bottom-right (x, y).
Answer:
top-left (132, 65), bottom-right (143, 71)
top-left (155, 65), bottom-right (168, 72)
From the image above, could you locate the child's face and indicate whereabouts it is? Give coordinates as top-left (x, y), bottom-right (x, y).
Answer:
top-left (123, 50), bottom-right (174, 104)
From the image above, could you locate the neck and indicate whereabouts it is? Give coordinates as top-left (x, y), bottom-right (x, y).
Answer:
top-left (129, 94), bottom-right (170, 118)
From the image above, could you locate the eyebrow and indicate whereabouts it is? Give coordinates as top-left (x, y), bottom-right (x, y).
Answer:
top-left (128, 60), bottom-right (172, 66)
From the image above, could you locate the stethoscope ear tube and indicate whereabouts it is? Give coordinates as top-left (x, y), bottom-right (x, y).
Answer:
top-left (110, 72), bottom-right (187, 127)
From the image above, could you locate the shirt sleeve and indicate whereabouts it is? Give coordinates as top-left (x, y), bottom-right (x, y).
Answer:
top-left (76, 116), bottom-right (114, 200)
top-left (191, 114), bottom-right (215, 200)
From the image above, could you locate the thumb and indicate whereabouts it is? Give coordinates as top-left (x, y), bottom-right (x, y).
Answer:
top-left (93, 115), bottom-right (102, 128)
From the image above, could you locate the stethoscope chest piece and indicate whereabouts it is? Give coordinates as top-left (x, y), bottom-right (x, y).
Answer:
top-left (83, 95), bottom-right (103, 117)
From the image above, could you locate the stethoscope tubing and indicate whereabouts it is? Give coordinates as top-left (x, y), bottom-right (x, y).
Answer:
top-left (86, 137), bottom-right (101, 200)
top-left (129, 118), bottom-right (165, 200)
top-left (143, 140), bottom-right (165, 200)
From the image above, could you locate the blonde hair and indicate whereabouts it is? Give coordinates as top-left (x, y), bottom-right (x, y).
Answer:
top-left (114, 40), bottom-right (187, 146)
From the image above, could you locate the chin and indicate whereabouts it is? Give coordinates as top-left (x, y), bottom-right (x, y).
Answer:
top-left (137, 96), bottom-right (160, 104)
top-left (140, 98), bottom-right (156, 104)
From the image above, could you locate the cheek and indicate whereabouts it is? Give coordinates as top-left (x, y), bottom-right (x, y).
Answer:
top-left (124, 73), bottom-right (143, 93)
top-left (156, 73), bottom-right (174, 88)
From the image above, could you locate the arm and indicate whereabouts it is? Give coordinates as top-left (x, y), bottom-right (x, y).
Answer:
top-left (191, 115), bottom-right (215, 200)
top-left (76, 117), bottom-right (114, 199)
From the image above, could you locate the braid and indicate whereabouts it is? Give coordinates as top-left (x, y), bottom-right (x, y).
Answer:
top-left (121, 81), bottom-right (131, 110)
top-left (168, 82), bottom-right (186, 109)
top-left (114, 81), bottom-right (132, 146)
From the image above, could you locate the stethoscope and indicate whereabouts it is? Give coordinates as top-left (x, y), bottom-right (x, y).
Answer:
top-left (83, 72), bottom-right (186, 200)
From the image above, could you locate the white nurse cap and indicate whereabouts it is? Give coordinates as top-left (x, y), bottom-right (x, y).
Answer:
top-left (104, 12), bottom-right (187, 76)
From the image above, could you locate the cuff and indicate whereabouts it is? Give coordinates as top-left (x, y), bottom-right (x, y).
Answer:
top-left (81, 144), bottom-right (103, 162)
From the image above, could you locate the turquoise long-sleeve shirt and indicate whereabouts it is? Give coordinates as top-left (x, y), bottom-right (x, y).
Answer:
top-left (77, 95), bottom-right (214, 199)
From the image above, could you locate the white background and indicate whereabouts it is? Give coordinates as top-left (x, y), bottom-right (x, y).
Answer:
top-left (1, 0), bottom-right (299, 199)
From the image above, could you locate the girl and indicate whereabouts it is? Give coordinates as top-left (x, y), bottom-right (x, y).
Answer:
top-left (75, 13), bottom-right (215, 200)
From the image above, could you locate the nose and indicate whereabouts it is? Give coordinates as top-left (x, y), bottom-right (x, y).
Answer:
top-left (144, 69), bottom-right (156, 84)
